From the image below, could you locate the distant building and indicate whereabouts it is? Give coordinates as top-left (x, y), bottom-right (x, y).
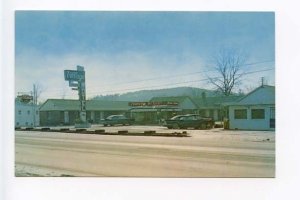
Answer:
top-left (15, 98), bottom-right (40, 127)
top-left (225, 85), bottom-right (275, 130)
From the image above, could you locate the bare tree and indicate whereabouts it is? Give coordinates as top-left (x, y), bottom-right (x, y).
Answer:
top-left (33, 83), bottom-right (46, 104)
top-left (208, 48), bottom-right (247, 96)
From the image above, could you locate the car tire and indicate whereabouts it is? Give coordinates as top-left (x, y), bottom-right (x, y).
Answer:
top-left (200, 123), bottom-right (207, 129)
top-left (206, 123), bottom-right (212, 129)
top-left (173, 124), bottom-right (179, 129)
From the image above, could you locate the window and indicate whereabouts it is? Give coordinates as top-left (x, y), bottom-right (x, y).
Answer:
top-left (27, 110), bottom-right (30, 115)
top-left (18, 110), bottom-right (21, 115)
top-left (251, 109), bottom-right (265, 119)
top-left (234, 109), bottom-right (247, 119)
top-left (186, 116), bottom-right (195, 120)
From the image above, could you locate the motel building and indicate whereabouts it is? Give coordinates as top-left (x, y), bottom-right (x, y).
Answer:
top-left (38, 98), bottom-right (197, 126)
top-left (39, 99), bottom-right (131, 126)
top-left (38, 94), bottom-right (245, 126)
top-left (225, 85), bottom-right (275, 131)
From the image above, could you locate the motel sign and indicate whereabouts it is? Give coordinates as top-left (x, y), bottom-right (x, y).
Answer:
top-left (64, 70), bottom-right (85, 81)
top-left (64, 66), bottom-right (88, 126)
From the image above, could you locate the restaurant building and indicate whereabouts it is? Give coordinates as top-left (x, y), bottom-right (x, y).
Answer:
top-left (129, 96), bottom-right (199, 124)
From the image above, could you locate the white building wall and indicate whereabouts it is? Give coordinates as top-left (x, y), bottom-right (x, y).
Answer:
top-left (15, 103), bottom-right (40, 127)
top-left (229, 105), bottom-right (274, 131)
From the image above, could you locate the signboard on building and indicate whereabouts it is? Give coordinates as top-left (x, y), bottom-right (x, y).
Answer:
top-left (17, 94), bottom-right (33, 103)
top-left (64, 70), bottom-right (85, 81)
top-left (129, 101), bottom-right (179, 107)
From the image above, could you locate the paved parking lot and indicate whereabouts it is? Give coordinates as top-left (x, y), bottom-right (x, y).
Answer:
top-left (15, 126), bottom-right (275, 177)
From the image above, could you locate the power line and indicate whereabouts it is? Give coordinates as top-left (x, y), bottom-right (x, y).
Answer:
top-left (242, 60), bottom-right (274, 66)
top-left (41, 67), bottom-right (274, 99)
top-left (84, 59), bottom-right (275, 89)
top-left (92, 68), bottom-right (274, 95)
top-left (43, 59), bottom-right (274, 94)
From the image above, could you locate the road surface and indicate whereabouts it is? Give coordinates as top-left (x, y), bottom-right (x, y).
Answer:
top-left (15, 127), bottom-right (275, 177)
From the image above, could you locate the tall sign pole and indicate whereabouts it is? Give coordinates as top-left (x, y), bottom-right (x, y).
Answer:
top-left (64, 65), bottom-right (89, 127)
top-left (77, 65), bottom-right (87, 123)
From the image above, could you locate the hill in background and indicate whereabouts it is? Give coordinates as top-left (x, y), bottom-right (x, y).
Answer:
top-left (90, 87), bottom-right (219, 101)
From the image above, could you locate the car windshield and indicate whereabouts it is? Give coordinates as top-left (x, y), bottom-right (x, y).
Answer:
top-left (106, 115), bottom-right (126, 120)
top-left (185, 115), bottom-right (201, 119)
top-left (106, 115), bottom-right (117, 120)
top-left (170, 115), bottom-right (183, 120)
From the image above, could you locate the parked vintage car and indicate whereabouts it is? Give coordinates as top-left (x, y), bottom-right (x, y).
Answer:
top-left (101, 115), bottom-right (134, 126)
top-left (164, 114), bottom-right (214, 129)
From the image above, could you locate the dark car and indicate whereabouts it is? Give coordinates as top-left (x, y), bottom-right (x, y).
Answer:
top-left (102, 115), bottom-right (134, 126)
top-left (164, 114), bottom-right (214, 129)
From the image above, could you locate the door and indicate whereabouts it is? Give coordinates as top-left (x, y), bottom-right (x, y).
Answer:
top-left (270, 107), bottom-right (275, 128)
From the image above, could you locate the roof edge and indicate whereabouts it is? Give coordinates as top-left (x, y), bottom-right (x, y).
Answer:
top-left (236, 85), bottom-right (275, 103)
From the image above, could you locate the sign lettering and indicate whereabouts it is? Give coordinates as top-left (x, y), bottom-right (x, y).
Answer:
top-left (129, 101), bottom-right (179, 107)
top-left (64, 70), bottom-right (85, 81)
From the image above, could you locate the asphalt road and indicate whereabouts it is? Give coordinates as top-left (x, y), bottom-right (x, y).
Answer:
top-left (15, 127), bottom-right (275, 177)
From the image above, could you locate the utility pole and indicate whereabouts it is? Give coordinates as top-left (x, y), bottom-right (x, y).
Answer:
top-left (31, 85), bottom-right (34, 127)
top-left (32, 84), bottom-right (37, 127)
top-left (261, 77), bottom-right (265, 87)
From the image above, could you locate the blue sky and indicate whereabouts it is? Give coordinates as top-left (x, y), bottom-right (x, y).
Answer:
top-left (15, 11), bottom-right (275, 101)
